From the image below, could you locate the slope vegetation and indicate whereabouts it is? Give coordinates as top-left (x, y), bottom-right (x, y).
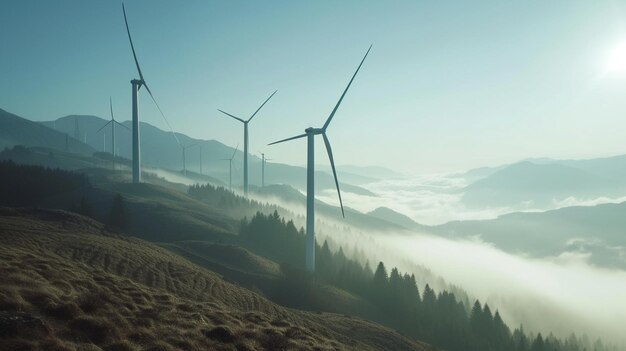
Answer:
top-left (0, 208), bottom-right (434, 351)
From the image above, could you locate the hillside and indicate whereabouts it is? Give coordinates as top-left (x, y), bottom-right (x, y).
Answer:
top-left (367, 207), bottom-right (426, 231)
top-left (40, 114), bottom-right (375, 195)
top-left (462, 161), bottom-right (619, 208)
top-left (0, 109), bottom-right (93, 155)
top-left (433, 201), bottom-right (626, 269)
top-left (250, 184), bottom-right (408, 232)
top-left (0, 207), bottom-right (434, 351)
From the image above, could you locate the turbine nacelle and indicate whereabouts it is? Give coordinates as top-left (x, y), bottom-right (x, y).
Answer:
top-left (131, 78), bottom-right (144, 89)
top-left (305, 127), bottom-right (324, 135)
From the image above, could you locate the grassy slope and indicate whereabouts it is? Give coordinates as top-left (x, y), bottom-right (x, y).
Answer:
top-left (0, 208), bottom-right (435, 351)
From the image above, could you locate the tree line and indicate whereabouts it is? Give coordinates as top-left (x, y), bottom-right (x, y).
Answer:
top-left (240, 211), bottom-right (617, 351)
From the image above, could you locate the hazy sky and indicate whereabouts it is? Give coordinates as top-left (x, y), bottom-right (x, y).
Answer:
top-left (3, 1), bottom-right (626, 174)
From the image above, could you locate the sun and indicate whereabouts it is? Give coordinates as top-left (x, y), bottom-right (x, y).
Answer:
top-left (606, 41), bottom-right (626, 74)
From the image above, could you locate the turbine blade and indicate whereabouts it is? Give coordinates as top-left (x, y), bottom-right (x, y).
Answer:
top-left (97, 121), bottom-right (113, 133)
top-left (122, 3), bottom-right (146, 85)
top-left (110, 96), bottom-right (114, 121)
top-left (114, 120), bottom-right (131, 130)
top-left (217, 109), bottom-right (245, 123)
top-left (268, 133), bottom-right (307, 146)
top-left (145, 84), bottom-right (181, 146)
top-left (323, 133), bottom-right (344, 218)
top-left (231, 144), bottom-right (239, 159)
top-left (248, 90), bottom-right (278, 122)
top-left (322, 45), bottom-right (372, 131)
top-left (123, 4), bottom-right (179, 146)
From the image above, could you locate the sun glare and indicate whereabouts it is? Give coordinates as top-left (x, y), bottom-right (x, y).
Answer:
top-left (606, 41), bottom-right (626, 74)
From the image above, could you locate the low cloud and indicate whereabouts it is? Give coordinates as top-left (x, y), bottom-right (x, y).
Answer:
top-left (372, 232), bottom-right (626, 345)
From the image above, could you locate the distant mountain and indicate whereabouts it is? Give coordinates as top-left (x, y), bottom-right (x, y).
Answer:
top-left (0, 108), bottom-right (93, 155)
top-left (459, 164), bottom-right (506, 184)
top-left (40, 114), bottom-right (375, 196)
top-left (462, 161), bottom-right (621, 208)
top-left (558, 154), bottom-right (626, 180)
top-left (432, 201), bottom-right (626, 270)
top-left (251, 184), bottom-right (406, 232)
top-left (367, 207), bottom-right (425, 231)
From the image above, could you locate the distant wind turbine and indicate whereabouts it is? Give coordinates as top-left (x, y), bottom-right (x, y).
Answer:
top-left (217, 90), bottom-right (277, 195)
top-left (261, 153), bottom-right (272, 187)
top-left (97, 97), bottom-right (129, 157)
top-left (199, 144), bottom-right (203, 175)
top-left (181, 143), bottom-right (197, 177)
top-left (123, 3), bottom-right (180, 183)
top-left (222, 144), bottom-right (239, 190)
top-left (269, 45), bottom-right (372, 273)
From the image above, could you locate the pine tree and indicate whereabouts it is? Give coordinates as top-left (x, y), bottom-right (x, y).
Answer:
top-left (531, 333), bottom-right (545, 351)
top-left (372, 262), bottom-right (388, 304)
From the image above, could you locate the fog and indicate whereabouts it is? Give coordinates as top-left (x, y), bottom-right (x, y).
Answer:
top-left (316, 219), bottom-right (625, 348)
top-left (151, 168), bottom-right (626, 345)
top-left (309, 218), bottom-right (626, 346)
top-left (318, 174), bottom-right (626, 226)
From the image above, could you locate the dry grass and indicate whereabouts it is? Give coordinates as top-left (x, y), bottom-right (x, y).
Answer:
top-left (0, 208), bottom-right (435, 351)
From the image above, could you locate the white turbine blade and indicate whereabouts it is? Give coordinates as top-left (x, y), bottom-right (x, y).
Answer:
top-left (97, 120), bottom-right (113, 133)
top-left (122, 3), bottom-right (146, 86)
top-left (268, 133), bottom-right (307, 146)
top-left (248, 90), bottom-right (278, 122)
top-left (217, 109), bottom-right (245, 123)
top-left (110, 96), bottom-right (114, 121)
top-left (145, 87), bottom-right (181, 146)
top-left (322, 44), bottom-right (372, 131)
top-left (323, 133), bottom-right (345, 218)
top-left (123, 3), bottom-right (179, 147)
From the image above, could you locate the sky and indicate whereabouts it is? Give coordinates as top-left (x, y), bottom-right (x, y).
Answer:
top-left (3, 0), bottom-right (626, 174)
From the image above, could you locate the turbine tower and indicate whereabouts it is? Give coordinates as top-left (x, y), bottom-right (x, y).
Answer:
top-left (181, 143), bottom-right (196, 177)
top-left (74, 118), bottom-right (80, 140)
top-left (199, 144), bottom-right (203, 175)
top-left (123, 3), bottom-right (176, 183)
top-left (217, 90), bottom-right (277, 195)
top-left (269, 45), bottom-right (371, 273)
top-left (222, 144), bottom-right (239, 190)
top-left (261, 153), bottom-right (272, 187)
top-left (97, 97), bottom-right (129, 157)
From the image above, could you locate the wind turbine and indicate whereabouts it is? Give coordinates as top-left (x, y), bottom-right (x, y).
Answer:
top-left (222, 144), bottom-right (239, 190)
top-left (261, 153), bottom-right (272, 187)
top-left (269, 45), bottom-right (371, 273)
top-left (199, 144), bottom-right (203, 175)
top-left (123, 3), bottom-right (179, 183)
top-left (181, 143), bottom-right (197, 177)
top-left (217, 90), bottom-right (277, 195)
top-left (97, 97), bottom-right (129, 157)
